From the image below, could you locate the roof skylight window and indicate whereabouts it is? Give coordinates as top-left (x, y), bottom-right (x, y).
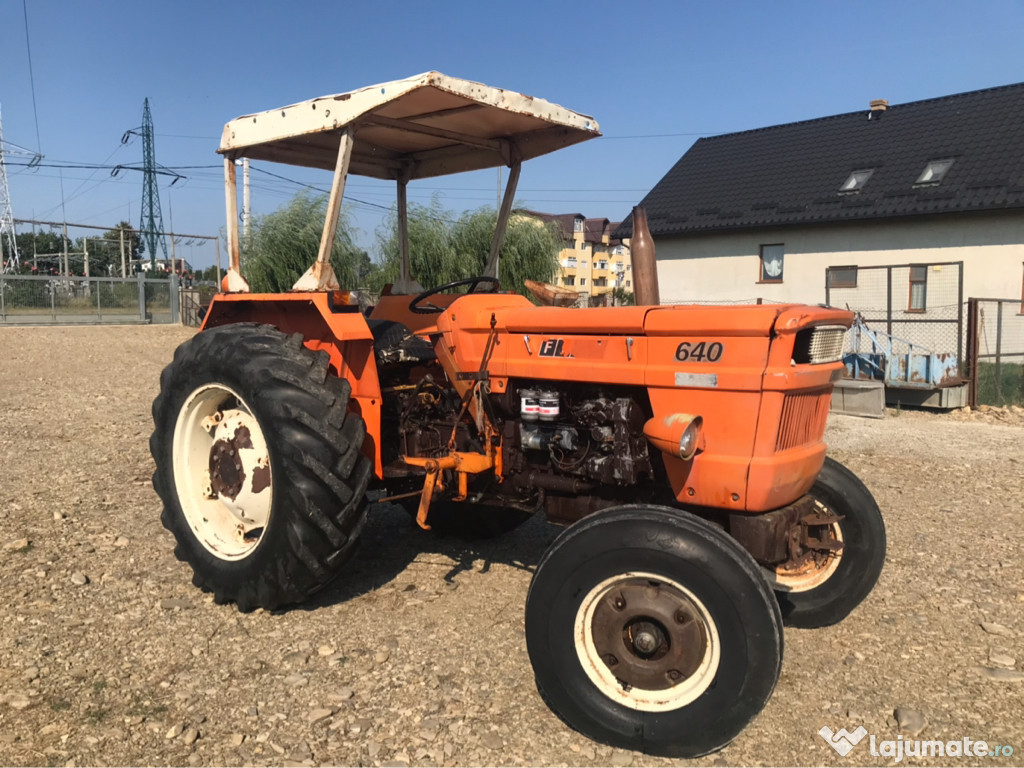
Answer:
top-left (839, 169), bottom-right (874, 193)
top-left (915, 159), bottom-right (954, 186)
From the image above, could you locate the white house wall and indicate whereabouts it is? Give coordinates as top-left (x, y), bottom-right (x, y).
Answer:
top-left (655, 214), bottom-right (1024, 306)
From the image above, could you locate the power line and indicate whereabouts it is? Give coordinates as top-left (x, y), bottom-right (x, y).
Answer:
top-left (21, 0), bottom-right (42, 153)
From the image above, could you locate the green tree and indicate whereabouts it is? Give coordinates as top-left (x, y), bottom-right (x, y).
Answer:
top-left (13, 228), bottom-right (64, 272)
top-left (371, 200), bottom-right (561, 296)
top-left (243, 191), bottom-right (363, 293)
top-left (99, 222), bottom-right (143, 275)
top-left (611, 287), bottom-right (635, 306)
top-left (450, 208), bottom-right (561, 293)
top-left (371, 197), bottom-right (472, 293)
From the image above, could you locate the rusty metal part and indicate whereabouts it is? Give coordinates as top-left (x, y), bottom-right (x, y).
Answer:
top-left (589, 577), bottom-right (706, 692)
top-left (209, 439), bottom-right (246, 500)
top-left (514, 472), bottom-right (593, 495)
top-left (730, 495), bottom-right (844, 567)
top-left (729, 496), bottom-right (812, 566)
top-left (251, 460), bottom-right (271, 495)
top-left (629, 206), bottom-right (660, 306)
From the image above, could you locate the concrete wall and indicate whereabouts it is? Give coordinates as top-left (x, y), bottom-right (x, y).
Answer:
top-left (655, 213), bottom-right (1024, 306)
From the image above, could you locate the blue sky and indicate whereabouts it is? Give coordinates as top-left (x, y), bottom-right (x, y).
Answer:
top-left (2, 0), bottom-right (1022, 269)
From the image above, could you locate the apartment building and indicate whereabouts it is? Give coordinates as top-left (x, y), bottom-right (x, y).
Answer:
top-left (521, 211), bottom-right (633, 305)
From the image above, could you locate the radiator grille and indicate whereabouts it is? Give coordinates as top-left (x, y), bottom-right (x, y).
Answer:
top-left (776, 392), bottom-right (831, 452)
top-left (793, 325), bottom-right (846, 364)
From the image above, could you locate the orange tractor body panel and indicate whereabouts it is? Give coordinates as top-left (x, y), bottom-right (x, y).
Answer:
top-left (429, 296), bottom-right (853, 513)
top-left (201, 292), bottom-right (386, 477)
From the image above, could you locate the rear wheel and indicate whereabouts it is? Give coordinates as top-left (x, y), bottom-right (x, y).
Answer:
top-left (525, 505), bottom-right (782, 757)
top-left (765, 457), bottom-right (885, 628)
top-left (151, 323), bottom-right (372, 611)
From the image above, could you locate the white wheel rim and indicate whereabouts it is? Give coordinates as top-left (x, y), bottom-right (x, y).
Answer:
top-left (762, 504), bottom-right (844, 593)
top-left (172, 384), bottom-right (273, 561)
top-left (574, 571), bottom-right (720, 712)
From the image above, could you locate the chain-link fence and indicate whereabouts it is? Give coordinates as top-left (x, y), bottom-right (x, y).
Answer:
top-left (0, 274), bottom-right (179, 324)
top-left (826, 262), bottom-right (964, 373)
top-left (967, 298), bottom-right (1024, 407)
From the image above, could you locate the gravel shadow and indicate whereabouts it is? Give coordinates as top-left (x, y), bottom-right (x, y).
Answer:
top-left (297, 502), bottom-right (559, 612)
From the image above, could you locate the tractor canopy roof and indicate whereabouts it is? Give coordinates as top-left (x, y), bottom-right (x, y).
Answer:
top-left (217, 71), bottom-right (601, 180)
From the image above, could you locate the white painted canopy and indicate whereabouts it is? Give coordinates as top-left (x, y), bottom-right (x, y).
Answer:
top-left (218, 71), bottom-right (601, 180)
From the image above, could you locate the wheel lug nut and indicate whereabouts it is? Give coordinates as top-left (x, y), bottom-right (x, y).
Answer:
top-left (675, 610), bottom-right (689, 624)
top-left (603, 654), bottom-right (618, 667)
top-left (667, 669), bottom-right (682, 681)
top-left (613, 597), bottom-right (625, 610)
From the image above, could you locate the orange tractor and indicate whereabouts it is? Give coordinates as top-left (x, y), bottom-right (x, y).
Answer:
top-left (150, 73), bottom-right (884, 757)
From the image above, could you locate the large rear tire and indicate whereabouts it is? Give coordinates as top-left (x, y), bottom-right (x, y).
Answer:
top-left (150, 323), bottom-right (372, 611)
top-left (525, 505), bottom-right (782, 757)
top-left (765, 457), bottom-right (886, 628)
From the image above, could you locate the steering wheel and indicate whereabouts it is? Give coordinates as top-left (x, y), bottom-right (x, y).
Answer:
top-left (408, 276), bottom-right (501, 314)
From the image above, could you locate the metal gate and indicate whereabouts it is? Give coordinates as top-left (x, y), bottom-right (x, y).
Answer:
top-left (825, 261), bottom-right (964, 373)
top-left (966, 298), bottom-right (1024, 407)
top-left (0, 273), bottom-right (179, 325)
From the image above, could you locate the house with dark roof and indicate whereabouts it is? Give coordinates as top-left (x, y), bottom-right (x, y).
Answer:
top-left (520, 210), bottom-right (633, 304)
top-left (615, 82), bottom-right (1024, 310)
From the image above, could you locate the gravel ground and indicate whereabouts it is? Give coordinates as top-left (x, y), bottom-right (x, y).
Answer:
top-left (1, 324), bottom-right (1022, 767)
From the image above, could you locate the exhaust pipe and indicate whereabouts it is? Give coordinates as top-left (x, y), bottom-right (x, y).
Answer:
top-left (630, 206), bottom-right (660, 306)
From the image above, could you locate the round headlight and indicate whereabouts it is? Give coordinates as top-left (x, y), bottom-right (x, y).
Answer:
top-left (679, 421), bottom-right (701, 460)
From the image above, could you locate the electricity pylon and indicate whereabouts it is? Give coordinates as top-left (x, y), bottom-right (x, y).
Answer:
top-left (0, 106), bottom-right (21, 273)
top-left (127, 98), bottom-right (168, 270)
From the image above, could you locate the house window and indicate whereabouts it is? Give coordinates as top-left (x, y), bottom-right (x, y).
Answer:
top-left (564, 275), bottom-right (576, 286)
top-left (760, 244), bottom-right (784, 282)
top-left (827, 266), bottom-right (858, 288)
top-left (566, 257), bottom-right (577, 268)
top-left (915, 159), bottom-right (954, 186)
top-left (626, 280), bottom-right (631, 287)
top-left (909, 265), bottom-right (927, 312)
top-left (580, 278), bottom-right (586, 286)
top-left (839, 169), bottom-right (874, 193)
top-left (579, 241), bottom-right (588, 250)
top-left (626, 264), bottom-right (631, 271)
top-left (594, 277), bottom-right (607, 287)
top-left (574, 217), bottom-right (584, 233)
top-left (597, 260), bottom-right (608, 270)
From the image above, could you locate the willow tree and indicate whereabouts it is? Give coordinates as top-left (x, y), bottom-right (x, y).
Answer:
top-left (243, 191), bottom-right (364, 293)
top-left (372, 200), bottom-right (561, 295)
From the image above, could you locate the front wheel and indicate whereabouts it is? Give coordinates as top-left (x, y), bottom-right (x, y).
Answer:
top-left (150, 323), bottom-right (372, 611)
top-left (764, 456), bottom-right (886, 628)
top-left (525, 505), bottom-right (782, 757)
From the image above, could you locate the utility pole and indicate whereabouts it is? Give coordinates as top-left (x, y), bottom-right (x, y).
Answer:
top-left (242, 158), bottom-right (251, 242)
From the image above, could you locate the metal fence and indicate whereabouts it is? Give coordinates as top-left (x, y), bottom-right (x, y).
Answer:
top-left (825, 262), bottom-right (964, 373)
top-left (0, 273), bottom-right (179, 325)
top-left (966, 298), bottom-right (1024, 407)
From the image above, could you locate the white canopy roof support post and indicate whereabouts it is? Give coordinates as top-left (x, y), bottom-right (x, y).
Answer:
top-left (398, 173), bottom-right (410, 285)
top-left (484, 149), bottom-right (521, 280)
top-left (223, 156), bottom-right (249, 292)
top-left (292, 129), bottom-right (353, 291)
top-left (389, 167), bottom-right (424, 295)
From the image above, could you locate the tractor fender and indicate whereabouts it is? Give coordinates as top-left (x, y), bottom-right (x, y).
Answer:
top-left (200, 292), bottom-right (384, 478)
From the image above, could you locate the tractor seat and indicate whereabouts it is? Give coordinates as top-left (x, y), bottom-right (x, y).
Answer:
top-left (365, 319), bottom-right (437, 365)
